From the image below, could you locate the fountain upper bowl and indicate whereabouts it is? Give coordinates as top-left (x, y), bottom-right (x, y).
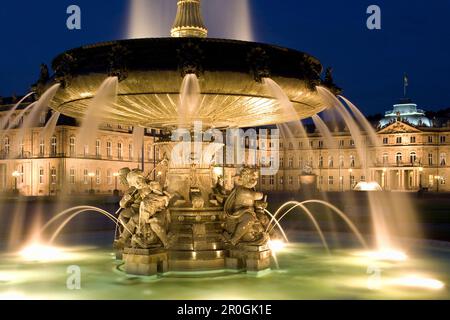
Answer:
top-left (48, 37), bottom-right (330, 129)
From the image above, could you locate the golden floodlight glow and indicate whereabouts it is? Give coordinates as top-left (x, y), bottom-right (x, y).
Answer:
top-left (356, 249), bottom-right (408, 262)
top-left (268, 239), bottom-right (286, 253)
top-left (19, 243), bottom-right (66, 262)
top-left (391, 274), bottom-right (445, 290)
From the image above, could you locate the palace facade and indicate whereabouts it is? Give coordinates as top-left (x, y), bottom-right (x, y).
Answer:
top-left (0, 95), bottom-right (449, 195)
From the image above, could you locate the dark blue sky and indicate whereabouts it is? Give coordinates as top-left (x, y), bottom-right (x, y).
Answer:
top-left (0, 0), bottom-right (449, 114)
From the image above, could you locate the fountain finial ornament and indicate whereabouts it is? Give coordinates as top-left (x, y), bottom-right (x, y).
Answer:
top-left (171, 0), bottom-right (208, 38)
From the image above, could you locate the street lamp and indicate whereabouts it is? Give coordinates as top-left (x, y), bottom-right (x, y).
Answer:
top-left (348, 168), bottom-right (353, 190)
top-left (12, 171), bottom-right (22, 195)
top-left (88, 172), bottom-right (95, 194)
top-left (113, 172), bottom-right (120, 196)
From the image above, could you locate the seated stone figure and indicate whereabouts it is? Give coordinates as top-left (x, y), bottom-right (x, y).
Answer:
top-left (114, 168), bottom-right (139, 249)
top-left (115, 169), bottom-right (171, 249)
top-left (131, 182), bottom-right (172, 248)
top-left (223, 168), bottom-right (270, 246)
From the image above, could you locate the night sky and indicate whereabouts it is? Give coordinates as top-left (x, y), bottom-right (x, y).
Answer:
top-left (0, 0), bottom-right (449, 115)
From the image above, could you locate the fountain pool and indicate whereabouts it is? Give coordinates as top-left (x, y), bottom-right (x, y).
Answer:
top-left (0, 234), bottom-right (448, 300)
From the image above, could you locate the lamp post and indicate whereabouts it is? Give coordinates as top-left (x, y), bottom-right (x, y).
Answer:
top-left (88, 172), bottom-right (95, 194)
top-left (12, 170), bottom-right (22, 195)
top-left (348, 168), bottom-right (353, 190)
top-left (113, 172), bottom-right (120, 196)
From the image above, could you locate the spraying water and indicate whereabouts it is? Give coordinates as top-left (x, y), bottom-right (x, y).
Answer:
top-left (132, 126), bottom-right (145, 161)
top-left (0, 92), bottom-right (34, 130)
top-left (312, 114), bottom-right (337, 150)
top-left (15, 84), bottom-right (61, 147)
top-left (179, 74), bottom-right (201, 127)
top-left (77, 77), bottom-right (118, 154)
top-left (39, 111), bottom-right (60, 141)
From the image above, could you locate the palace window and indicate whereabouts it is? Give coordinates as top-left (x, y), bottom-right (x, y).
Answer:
top-left (350, 140), bottom-right (355, 147)
top-left (318, 156), bottom-right (324, 168)
top-left (350, 155), bottom-right (355, 168)
top-left (96, 169), bottom-right (101, 185)
top-left (339, 140), bottom-right (345, 147)
top-left (328, 176), bottom-right (334, 185)
top-left (328, 156), bottom-right (334, 168)
top-left (410, 152), bottom-right (417, 164)
top-left (339, 155), bottom-right (344, 168)
top-left (288, 157), bottom-right (293, 168)
top-left (428, 153), bottom-right (433, 166)
top-left (288, 176), bottom-right (293, 185)
top-left (39, 139), bottom-right (45, 156)
top-left (318, 141), bottom-right (324, 148)
top-left (396, 152), bottom-right (403, 165)
top-left (129, 144), bottom-right (133, 160)
top-left (84, 145), bottom-right (89, 157)
top-left (50, 167), bottom-right (57, 185)
top-left (107, 169), bottom-right (112, 185)
top-left (19, 140), bottom-right (24, 158)
top-left (51, 136), bottom-right (57, 156)
top-left (440, 153), bottom-right (447, 166)
top-left (96, 140), bottom-right (101, 157)
top-left (318, 176), bottom-right (323, 185)
top-left (279, 176), bottom-right (284, 185)
top-left (396, 137), bottom-right (402, 144)
top-left (428, 136), bottom-right (433, 143)
top-left (83, 169), bottom-right (89, 184)
top-left (39, 167), bottom-right (44, 184)
top-left (440, 136), bottom-right (446, 144)
top-left (383, 137), bottom-right (388, 145)
top-left (117, 142), bottom-right (123, 159)
top-left (309, 141), bottom-right (314, 148)
top-left (383, 153), bottom-right (388, 165)
top-left (69, 137), bottom-right (76, 156)
top-left (279, 157), bottom-right (284, 168)
top-left (70, 168), bottom-right (76, 184)
top-left (4, 136), bottom-right (10, 155)
top-left (361, 176), bottom-right (366, 182)
top-left (410, 136), bottom-right (416, 144)
top-left (269, 176), bottom-right (275, 185)
top-left (107, 141), bottom-right (112, 158)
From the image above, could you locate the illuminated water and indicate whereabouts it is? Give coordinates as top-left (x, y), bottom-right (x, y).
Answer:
top-left (0, 238), bottom-right (448, 300)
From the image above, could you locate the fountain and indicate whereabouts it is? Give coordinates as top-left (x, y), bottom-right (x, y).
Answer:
top-left (0, 0), bottom-right (448, 299)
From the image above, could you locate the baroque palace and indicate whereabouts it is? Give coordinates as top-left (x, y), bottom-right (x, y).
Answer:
top-left (0, 94), bottom-right (449, 195)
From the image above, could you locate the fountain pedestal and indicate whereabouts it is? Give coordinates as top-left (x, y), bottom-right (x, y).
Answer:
top-left (226, 243), bottom-right (272, 272)
top-left (123, 247), bottom-right (168, 276)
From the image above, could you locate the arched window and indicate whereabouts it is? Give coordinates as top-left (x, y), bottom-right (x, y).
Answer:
top-left (51, 136), bottom-right (57, 156)
top-left (350, 155), bottom-right (355, 168)
top-left (69, 136), bottom-right (76, 156)
top-left (328, 156), bottom-right (334, 168)
top-left (396, 152), bottom-right (403, 165)
top-left (96, 139), bottom-right (101, 157)
top-left (440, 153), bottom-right (447, 166)
top-left (410, 152), bottom-right (417, 164)
top-left (318, 156), bottom-right (324, 168)
top-left (3, 136), bottom-right (10, 155)
top-left (39, 139), bottom-right (45, 156)
top-left (117, 142), bottom-right (123, 159)
top-left (383, 153), bottom-right (388, 165)
top-left (50, 167), bottom-right (57, 185)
